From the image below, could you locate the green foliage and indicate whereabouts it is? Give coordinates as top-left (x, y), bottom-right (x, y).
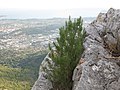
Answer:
top-left (46, 16), bottom-right (85, 90)
top-left (0, 65), bottom-right (31, 90)
top-left (0, 49), bottom-right (47, 90)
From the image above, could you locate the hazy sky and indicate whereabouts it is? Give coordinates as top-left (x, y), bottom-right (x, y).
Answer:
top-left (0, 0), bottom-right (120, 9)
top-left (0, 0), bottom-right (120, 18)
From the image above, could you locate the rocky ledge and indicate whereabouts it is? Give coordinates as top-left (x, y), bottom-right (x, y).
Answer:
top-left (72, 8), bottom-right (120, 90)
top-left (32, 53), bottom-right (52, 90)
top-left (32, 8), bottom-right (120, 90)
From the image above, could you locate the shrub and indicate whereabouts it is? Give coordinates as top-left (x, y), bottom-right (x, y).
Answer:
top-left (45, 16), bottom-right (85, 90)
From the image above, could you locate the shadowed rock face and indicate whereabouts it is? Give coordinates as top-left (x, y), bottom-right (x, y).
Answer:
top-left (72, 8), bottom-right (120, 90)
top-left (32, 8), bottom-right (120, 90)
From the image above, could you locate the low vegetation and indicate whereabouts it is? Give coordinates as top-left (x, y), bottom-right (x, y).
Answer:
top-left (0, 49), bottom-right (47, 90)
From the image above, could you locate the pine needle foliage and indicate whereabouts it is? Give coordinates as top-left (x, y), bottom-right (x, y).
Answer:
top-left (46, 16), bottom-right (85, 90)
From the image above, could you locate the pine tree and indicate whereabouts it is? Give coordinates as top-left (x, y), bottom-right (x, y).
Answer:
top-left (45, 16), bottom-right (85, 90)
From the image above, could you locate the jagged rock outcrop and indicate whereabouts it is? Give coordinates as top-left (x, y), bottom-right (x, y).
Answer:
top-left (32, 53), bottom-right (52, 90)
top-left (32, 8), bottom-right (120, 90)
top-left (72, 8), bottom-right (120, 90)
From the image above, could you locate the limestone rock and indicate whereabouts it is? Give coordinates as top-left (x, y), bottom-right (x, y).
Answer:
top-left (32, 53), bottom-right (52, 90)
top-left (32, 8), bottom-right (120, 90)
top-left (73, 8), bottom-right (120, 90)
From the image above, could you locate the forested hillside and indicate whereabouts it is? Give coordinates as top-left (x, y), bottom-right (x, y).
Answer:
top-left (0, 48), bottom-right (46, 90)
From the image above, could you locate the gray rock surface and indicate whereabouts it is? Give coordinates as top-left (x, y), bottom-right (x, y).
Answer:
top-left (32, 53), bottom-right (52, 90)
top-left (32, 8), bottom-right (120, 90)
top-left (72, 8), bottom-right (120, 90)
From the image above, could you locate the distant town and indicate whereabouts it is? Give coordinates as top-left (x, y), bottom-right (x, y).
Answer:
top-left (0, 18), bottom-right (94, 49)
top-left (0, 19), bottom-right (67, 51)
top-left (0, 18), bottom-right (95, 51)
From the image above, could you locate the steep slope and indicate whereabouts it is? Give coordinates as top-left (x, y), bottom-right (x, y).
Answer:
top-left (32, 53), bottom-right (52, 90)
top-left (32, 8), bottom-right (120, 90)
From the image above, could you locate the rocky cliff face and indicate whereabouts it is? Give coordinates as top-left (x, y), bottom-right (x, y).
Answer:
top-left (32, 53), bottom-right (52, 90)
top-left (32, 8), bottom-right (120, 90)
top-left (72, 8), bottom-right (120, 90)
